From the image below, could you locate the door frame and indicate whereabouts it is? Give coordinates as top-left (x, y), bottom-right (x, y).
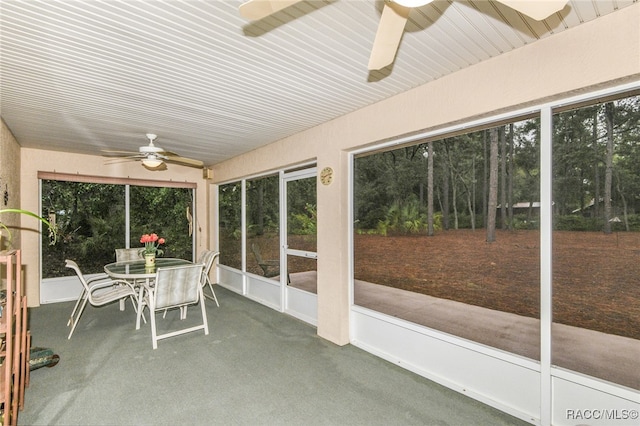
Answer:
top-left (280, 167), bottom-right (318, 324)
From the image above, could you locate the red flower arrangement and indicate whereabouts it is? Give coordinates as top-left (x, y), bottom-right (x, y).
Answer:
top-left (140, 233), bottom-right (165, 256)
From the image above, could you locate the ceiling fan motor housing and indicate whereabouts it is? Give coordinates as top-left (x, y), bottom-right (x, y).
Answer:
top-left (139, 145), bottom-right (164, 154)
top-left (102, 133), bottom-right (204, 169)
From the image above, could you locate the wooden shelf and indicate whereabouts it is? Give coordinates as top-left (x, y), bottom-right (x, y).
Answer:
top-left (0, 250), bottom-right (28, 426)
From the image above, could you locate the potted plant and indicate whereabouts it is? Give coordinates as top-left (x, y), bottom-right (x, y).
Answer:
top-left (0, 208), bottom-right (56, 251)
top-left (140, 233), bottom-right (165, 267)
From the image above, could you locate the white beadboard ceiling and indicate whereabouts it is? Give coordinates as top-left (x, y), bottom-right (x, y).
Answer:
top-left (1, 0), bottom-right (636, 168)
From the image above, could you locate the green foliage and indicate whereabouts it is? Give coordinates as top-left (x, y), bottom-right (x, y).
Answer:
top-left (219, 182), bottom-right (243, 269)
top-left (128, 186), bottom-right (192, 259)
top-left (286, 175), bottom-right (316, 238)
top-left (219, 182), bottom-right (242, 237)
top-left (380, 198), bottom-right (427, 235)
top-left (41, 181), bottom-right (193, 277)
top-left (432, 212), bottom-right (443, 232)
top-left (289, 203), bottom-right (317, 235)
top-left (553, 215), bottom-right (602, 231)
top-left (455, 214), bottom-right (482, 229)
top-left (246, 175), bottom-right (279, 236)
top-left (512, 214), bottom-right (539, 230)
top-left (354, 145), bottom-right (429, 230)
top-left (219, 174), bottom-right (316, 268)
top-left (0, 208), bottom-right (56, 248)
top-left (627, 214), bottom-right (640, 231)
top-left (375, 220), bottom-right (389, 236)
top-left (552, 214), bottom-right (640, 232)
top-left (354, 94), bottom-right (640, 239)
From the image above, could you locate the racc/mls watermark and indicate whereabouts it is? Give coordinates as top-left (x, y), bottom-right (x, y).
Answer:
top-left (566, 409), bottom-right (639, 421)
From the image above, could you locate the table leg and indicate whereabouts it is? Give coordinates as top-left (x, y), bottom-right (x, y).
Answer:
top-left (135, 280), bottom-right (147, 330)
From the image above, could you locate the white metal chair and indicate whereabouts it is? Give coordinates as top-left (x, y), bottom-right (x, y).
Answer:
top-left (164, 250), bottom-right (219, 320)
top-left (250, 243), bottom-right (279, 277)
top-left (199, 250), bottom-right (220, 307)
top-left (144, 264), bottom-right (209, 349)
top-left (115, 248), bottom-right (144, 262)
top-left (65, 259), bottom-right (139, 339)
top-left (114, 247), bottom-right (148, 315)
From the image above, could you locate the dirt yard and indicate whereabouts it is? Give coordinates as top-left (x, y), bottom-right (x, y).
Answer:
top-left (354, 229), bottom-right (640, 340)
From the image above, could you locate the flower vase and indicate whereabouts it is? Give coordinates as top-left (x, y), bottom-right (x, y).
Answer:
top-left (144, 253), bottom-right (156, 268)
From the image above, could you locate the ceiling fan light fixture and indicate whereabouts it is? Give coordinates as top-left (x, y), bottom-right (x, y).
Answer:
top-left (142, 157), bottom-right (163, 168)
top-left (393, 0), bottom-right (433, 8)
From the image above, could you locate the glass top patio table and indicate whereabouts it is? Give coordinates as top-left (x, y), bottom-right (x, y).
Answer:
top-left (104, 258), bottom-right (195, 330)
top-left (104, 258), bottom-right (193, 279)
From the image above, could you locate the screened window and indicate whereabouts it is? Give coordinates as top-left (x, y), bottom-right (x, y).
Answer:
top-left (551, 94), bottom-right (640, 388)
top-left (41, 179), bottom-right (194, 277)
top-left (129, 186), bottom-right (193, 259)
top-left (286, 174), bottom-right (317, 292)
top-left (245, 174), bottom-right (279, 279)
top-left (353, 117), bottom-right (541, 359)
top-left (353, 91), bottom-right (640, 387)
top-left (218, 182), bottom-right (242, 269)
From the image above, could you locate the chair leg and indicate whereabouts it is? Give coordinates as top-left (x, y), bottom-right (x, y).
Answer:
top-left (150, 315), bottom-right (158, 350)
top-left (203, 276), bottom-right (220, 307)
top-left (163, 306), bottom-right (189, 320)
top-left (67, 288), bottom-right (87, 327)
top-left (134, 279), bottom-right (148, 324)
top-left (136, 287), bottom-right (148, 330)
top-left (206, 284), bottom-right (219, 307)
top-left (149, 300), bottom-right (158, 349)
top-left (68, 296), bottom-right (89, 339)
top-left (161, 306), bottom-right (185, 319)
top-left (199, 288), bottom-right (209, 336)
top-left (131, 294), bottom-right (146, 325)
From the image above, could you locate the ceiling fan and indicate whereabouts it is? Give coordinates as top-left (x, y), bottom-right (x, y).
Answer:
top-left (102, 133), bottom-right (204, 169)
top-left (239, 0), bottom-right (569, 70)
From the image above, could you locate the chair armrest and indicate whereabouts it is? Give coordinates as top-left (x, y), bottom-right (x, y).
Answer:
top-left (85, 275), bottom-right (113, 286)
top-left (88, 278), bottom-right (137, 292)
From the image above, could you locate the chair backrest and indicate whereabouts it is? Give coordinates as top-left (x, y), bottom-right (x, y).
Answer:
top-left (115, 248), bottom-right (144, 262)
top-left (250, 243), bottom-right (263, 263)
top-left (65, 259), bottom-right (90, 291)
top-left (153, 264), bottom-right (204, 311)
top-left (198, 250), bottom-right (219, 275)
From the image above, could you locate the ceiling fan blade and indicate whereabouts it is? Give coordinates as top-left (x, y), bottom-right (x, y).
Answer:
top-left (101, 149), bottom-right (140, 155)
top-left (239, 0), bottom-right (302, 21)
top-left (368, 2), bottom-right (411, 71)
top-left (104, 158), bottom-right (139, 164)
top-left (102, 153), bottom-right (145, 160)
top-left (165, 155), bottom-right (205, 169)
top-left (497, 0), bottom-right (569, 21)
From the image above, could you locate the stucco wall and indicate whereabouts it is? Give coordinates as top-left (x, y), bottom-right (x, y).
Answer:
top-left (19, 148), bottom-right (210, 306)
top-left (211, 5), bottom-right (640, 345)
top-left (0, 119), bottom-right (22, 250)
